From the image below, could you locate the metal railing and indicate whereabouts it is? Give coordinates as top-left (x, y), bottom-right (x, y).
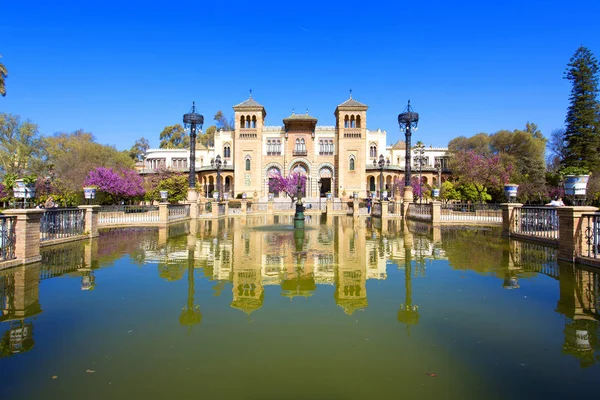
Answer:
top-left (583, 213), bottom-right (600, 258)
top-left (513, 206), bottom-right (559, 240)
top-left (0, 215), bottom-right (17, 261)
top-left (168, 204), bottom-right (190, 221)
top-left (441, 202), bottom-right (502, 222)
top-left (40, 208), bottom-right (85, 242)
top-left (98, 205), bottom-right (159, 224)
top-left (407, 203), bottom-right (432, 221)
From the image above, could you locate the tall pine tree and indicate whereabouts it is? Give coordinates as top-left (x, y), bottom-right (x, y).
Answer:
top-left (562, 46), bottom-right (600, 171)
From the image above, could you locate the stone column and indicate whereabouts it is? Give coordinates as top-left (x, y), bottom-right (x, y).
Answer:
top-left (224, 201), bottom-right (229, 216)
top-left (381, 200), bottom-right (389, 219)
top-left (353, 198), bottom-right (359, 219)
top-left (159, 202), bottom-right (169, 224)
top-left (431, 201), bottom-right (441, 225)
top-left (78, 205), bottom-right (100, 238)
top-left (267, 199), bottom-right (274, 213)
top-left (326, 199), bottom-right (332, 215)
top-left (241, 199), bottom-right (247, 215)
top-left (188, 201), bottom-right (198, 219)
top-left (403, 186), bottom-right (414, 217)
top-left (3, 209), bottom-right (45, 265)
top-left (211, 201), bottom-right (219, 218)
top-left (500, 203), bottom-right (522, 237)
top-left (557, 206), bottom-right (598, 263)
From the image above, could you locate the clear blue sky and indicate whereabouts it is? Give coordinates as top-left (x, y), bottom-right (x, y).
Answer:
top-left (1, 0), bottom-right (599, 151)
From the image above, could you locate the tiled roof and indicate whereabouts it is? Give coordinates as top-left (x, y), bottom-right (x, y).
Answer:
top-left (233, 95), bottom-right (264, 108)
top-left (283, 111), bottom-right (318, 122)
top-left (392, 140), bottom-right (406, 150)
top-left (337, 97), bottom-right (368, 108)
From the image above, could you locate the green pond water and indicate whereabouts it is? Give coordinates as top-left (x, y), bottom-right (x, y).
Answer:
top-left (0, 216), bottom-right (598, 399)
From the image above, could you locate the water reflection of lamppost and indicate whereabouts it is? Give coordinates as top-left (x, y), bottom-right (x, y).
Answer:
top-left (179, 248), bottom-right (201, 330)
top-left (210, 155), bottom-right (227, 202)
top-left (398, 101), bottom-right (419, 200)
top-left (183, 101), bottom-right (204, 202)
top-left (398, 232), bottom-right (419, 335)
top-left (414, 142), bottom-right (426, 204)
top-left (373, 154), bottom-right (390, 201)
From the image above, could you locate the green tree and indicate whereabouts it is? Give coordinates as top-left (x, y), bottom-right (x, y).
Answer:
top-left (562, 46), bottom-right (600, 171)
top-left (44, 130), bottom-right (134, 198)
top-left (214, 110), bottom-right (234, 131)
top-left (128, 137), bottom-right (150, 161)
top-left (0, 55), bottom-right (7, 97)
top-left (0, 113), bottom-right (45, 177)
top-left (547, 128), bottom-right (566, 172)
top-left (159, 124), bottom-right (188, 148)
top-left (439, 181), bottom-right (461, 204)
top-left (199, 125), bottom-right (216, 147)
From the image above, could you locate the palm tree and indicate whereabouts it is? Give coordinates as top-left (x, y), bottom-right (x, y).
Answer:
top-left (0, 55), bottom-right (7, 97)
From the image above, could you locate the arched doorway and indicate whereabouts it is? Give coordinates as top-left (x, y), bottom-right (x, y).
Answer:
top-left (319, 167), bottom-right (333, 197)
top-left (291, 163), bottom-right (308, 197)
top-left (267, 166), bottom-right (281, 198)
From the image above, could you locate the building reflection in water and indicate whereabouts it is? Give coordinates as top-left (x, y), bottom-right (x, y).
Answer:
top-left (1, 218), bottom-right (598, 366)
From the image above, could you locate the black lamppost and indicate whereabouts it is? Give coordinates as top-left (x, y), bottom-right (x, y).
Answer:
top-left (318, 179), bottom-right (322, 210)
top-left (210, 155), bottom-right (227, 202)
top-left (414, 143), bottom-right (425, 204)
top-left (398, 101), bottom-right (419, 190)
top-left (183, 102), bottom-right (204, 200)
top-left (373, 154), bottom-right (390, 201)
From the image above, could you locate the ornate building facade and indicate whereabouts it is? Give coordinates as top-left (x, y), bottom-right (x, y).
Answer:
top-left (142, 94), bottom-right (449, 199)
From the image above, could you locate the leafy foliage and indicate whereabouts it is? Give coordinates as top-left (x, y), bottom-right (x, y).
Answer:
top-left (562, 46), bottom-right (600, 172)
top-left (159, 124), bottom-right (188, 148)
top-left (44, 130), bottom-right (134, 201)
top-left (144, 172), bottom-right (188, 203)
top-left (128, 137), bottom-right (150, 161)
top-left (0, 113), bottom-right (45, 177)
top-left (449, 149), bottom-right (512, 203)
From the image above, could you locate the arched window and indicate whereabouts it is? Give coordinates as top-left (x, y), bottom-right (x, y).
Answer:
top-left (319, 140), bottom-right (323, 154)
top-left (349, 156), bottom-right (355, 171)
top-left (240, 115), bottom-right (245, 128)
top-left (245, 156), bottom-right (251, 171)
top-left (370, 145), bottom-right (377, 158)
top-left (246, 115), bottom-right (251, 128)
top-left (350, 115), bottom-right (356, 128)
top-left (356, 115), bottom-right (361, 128)
top-left (267, 140), bottom-right (272, 154)
top-left (295, 138), bottom-right (300, 152)
top-left (344, 115), bottom-right (349, 128)
top-left (252, 115), bottom-right (257, 128)
top-left (300, 138), bottom-right (306, 152)
top-left (224, 145), bottom-right (231, 158)
top-left (329, 140), bottom-right (334, 153)
top-left (276, 140), bottom-right (281, 154)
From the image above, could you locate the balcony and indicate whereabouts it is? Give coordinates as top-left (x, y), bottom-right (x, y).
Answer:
top-left (239, 128), bottom-right (257, 139)
top-left (293, 150), bottom-right (307, 156)
top-left (319, 152), bottom-right (334, 156)
top-left (267, 152), bottom-right (282, 156)
top-left (343, 128), bottom-right (361, 138)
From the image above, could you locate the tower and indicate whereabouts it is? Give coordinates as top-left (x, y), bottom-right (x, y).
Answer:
top-left (334, 93), bottom-right (368, 197)
top-left (233, 92), bottom-right (266, 198)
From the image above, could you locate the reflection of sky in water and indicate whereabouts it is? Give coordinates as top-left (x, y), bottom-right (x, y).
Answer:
top-left (0, 217), bottom-right (598, 399)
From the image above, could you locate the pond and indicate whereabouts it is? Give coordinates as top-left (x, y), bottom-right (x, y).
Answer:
top-left (0, 216), bottom-right (598, 399)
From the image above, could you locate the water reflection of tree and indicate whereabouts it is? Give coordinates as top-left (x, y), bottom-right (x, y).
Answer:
top-left (98, 227), bottom-right (159, 266)
top-left (441, 227), bottom-right (507, 276)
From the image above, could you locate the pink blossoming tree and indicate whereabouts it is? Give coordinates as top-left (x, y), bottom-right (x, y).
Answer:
top-left (85, 167), bottom-right (145, 203)
top-left (268, 171), bottom-right (307, 207)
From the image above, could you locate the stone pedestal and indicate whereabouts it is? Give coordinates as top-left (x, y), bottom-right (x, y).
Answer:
top-left (159, 202), bottom-right (169, 224)
top-left (353, 199), bottom-right (359, 219)
top-left (241, 200), bottom-right (247, 214)
top-left (403, 187), bottom-right (414, 217)
top-left (326, 199), bottom-right (332, 215)
top-left (3, 209), bottom-right (45, 265)
top-left (431, 201), bottom-right (441, 225)
top-left (187, 188), bottom-right (198, 203)
top-left (188, 201), bottom-right (198, 219)
top-left (557, 206), bottom-right (598, 262)
top-left (78, 205), bottom-right (100, 238)
top-left (500, 203), bottom-right (522, 236)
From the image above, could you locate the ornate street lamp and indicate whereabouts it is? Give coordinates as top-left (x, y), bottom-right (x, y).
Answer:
top-left (210, 155), bottom-right (227, 202)
top-left (183, 102), bottom-right (204, 201)
top-left (414, 143), bottom-right (426, 204)
top-left (433, 160), bottom-right (442, 198)
top-left (318, 179), bottom-right (322, 210)
top-left (398, 101), bottom-right (419, 195)
top-left (373, 154), bottom-right (390, 201)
